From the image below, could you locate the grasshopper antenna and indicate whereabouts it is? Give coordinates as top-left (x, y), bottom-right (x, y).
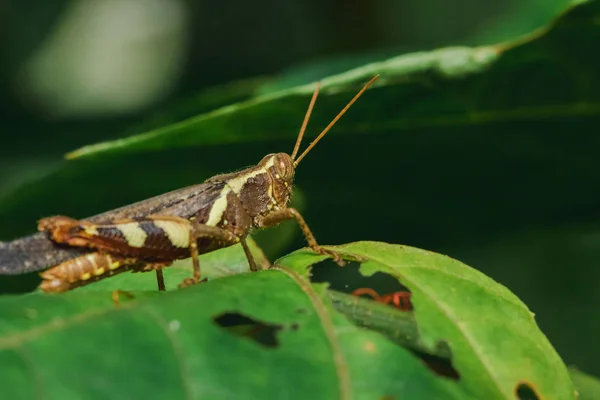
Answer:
top-left (291, 82), bottom-right (320, 161)
top-left (293, 74), bottom-right (380, 167)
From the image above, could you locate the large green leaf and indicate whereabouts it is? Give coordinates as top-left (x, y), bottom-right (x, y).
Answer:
top-left (276, 242), bottom-right (575, 399)
top-left (0, 241), bottom-right (576, 399)
top-left (330, 290), bottom-right (600, 400)
top-left (67, 0), bottom-right (600, 159)
top-left (0, 242), bottom-right (481, 400)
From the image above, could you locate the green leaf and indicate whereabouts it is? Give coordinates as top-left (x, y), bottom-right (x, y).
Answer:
top-left (467, 0), bottom-right (574, 45)
top-left (569, 367), bottom-right (600, 400)
top-left (276, 241), bottom-right (576, 399)
top-left (1, 241), bottom-right (577, 398)
top-left (67, 0), bottom-right (600, 159)
top-left (0, 242), bottom-right (482, 400)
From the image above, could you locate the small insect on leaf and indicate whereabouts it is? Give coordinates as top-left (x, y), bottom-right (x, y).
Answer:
top-left (352, 288), bottom-right (413, 311)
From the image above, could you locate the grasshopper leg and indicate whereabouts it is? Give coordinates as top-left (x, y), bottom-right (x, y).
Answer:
top-left (178, 221), bottom-right (240, 288)
top-left (156, 269), bottom-right (165, 291)
top-left (38, 214), bottom-right (253, 289)
top-left (130, 261), bottom-right (169, 291)
top-left (38, 215), bottom-right (234, 290)
top-left (257, 208), bottom-right (345, 266)
top-left (240, 237), bottom-right (259, 272)
top-left (112, 289), bottom-right (135, 307)
top-left (131, 264), bottom-right (168, 291)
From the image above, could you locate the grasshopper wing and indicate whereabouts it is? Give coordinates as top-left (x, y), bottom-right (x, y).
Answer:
top-left (0, 181), bottom-right (226, 274)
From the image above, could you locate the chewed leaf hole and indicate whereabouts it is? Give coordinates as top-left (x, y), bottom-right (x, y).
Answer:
top-left (310, 260), bottom-right (410, 310)
top-left (213, 312), bottom-right (291, 348)
top-left (515, 382), bottom-right (540, 400)
top-left (410, 340), bottom-right (460, 380)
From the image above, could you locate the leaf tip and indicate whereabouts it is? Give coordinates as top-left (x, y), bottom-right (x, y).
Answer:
top-left (64, 148), bottom-right (83, 160)
top-left (65, 142), bottom-right (113, 160)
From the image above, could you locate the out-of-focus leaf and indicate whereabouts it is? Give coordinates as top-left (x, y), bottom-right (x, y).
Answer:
top-left (470, 0), bottom-right (574, 45)
top-left (121, 76), bottom-right (270, 139)
top-left (447, 222), bottom-right (600, 380)
top-left (67, 0), bottom-right (600, 159)
top-left (569, 367), bottom-right (600, 400)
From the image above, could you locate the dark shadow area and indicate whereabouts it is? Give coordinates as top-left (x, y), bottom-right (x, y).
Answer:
top-left (310, 259), bottom-right (409, 307)
top-left (409, 343), bottom-right (460, 381)
top-left (0, 272), bottom-right (40, 294)
top-left (213, 311), bottom-right (296, 348)
top-left (515, 382), bottom-right (540, 400)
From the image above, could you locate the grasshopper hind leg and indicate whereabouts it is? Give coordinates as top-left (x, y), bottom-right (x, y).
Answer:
top-left (38, 214), bottom-right (239, 290)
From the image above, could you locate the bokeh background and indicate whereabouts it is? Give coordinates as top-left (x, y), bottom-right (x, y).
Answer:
top-left (2, 0), bottom-right (598, 378)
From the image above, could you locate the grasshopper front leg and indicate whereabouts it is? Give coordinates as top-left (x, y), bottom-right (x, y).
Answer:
top-left (240, 237), bottom-right (260, 272)
top-left (257, 208), bottom-right (345, 266)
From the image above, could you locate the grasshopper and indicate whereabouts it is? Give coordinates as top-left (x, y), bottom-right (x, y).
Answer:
top-left (0, 75), bottom-right (379, 293)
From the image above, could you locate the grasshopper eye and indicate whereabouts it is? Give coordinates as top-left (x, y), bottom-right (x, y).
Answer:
top-left (273, 153), bottom-right (295, 181)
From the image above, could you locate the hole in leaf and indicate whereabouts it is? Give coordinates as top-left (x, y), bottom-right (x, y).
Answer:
top-left (515, 382), bottom-right (540, 400)
top-left (410, 345), bottom-right (460, 380)
top-left (310, 261), bottom-right (410, 310)
top-left (213, 312), bottom-right (288, 348)
top-left (311, 260), bottom-right (460, 379)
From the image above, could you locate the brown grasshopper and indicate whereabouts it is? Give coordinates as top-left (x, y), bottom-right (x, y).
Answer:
top-left (0, 75), bottom-right (379, 293)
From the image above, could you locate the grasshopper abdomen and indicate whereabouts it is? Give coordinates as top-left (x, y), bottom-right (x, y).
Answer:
top-left (39, 253), bottom-right (143, 293)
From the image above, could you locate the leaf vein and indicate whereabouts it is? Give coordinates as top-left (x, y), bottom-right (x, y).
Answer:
top-left (274, 266), bottom-right (352, 400)
top-left (138, 307), bottom-right (195, 400)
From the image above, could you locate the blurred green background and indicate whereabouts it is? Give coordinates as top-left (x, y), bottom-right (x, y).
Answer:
top-left (2, 0), bottom-right (598, 379)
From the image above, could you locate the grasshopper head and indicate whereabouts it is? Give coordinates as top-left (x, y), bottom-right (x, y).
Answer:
top-left (258, 75), bottom-right (379, 210)
top-left (259, 152), bottom-right (295, 207)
